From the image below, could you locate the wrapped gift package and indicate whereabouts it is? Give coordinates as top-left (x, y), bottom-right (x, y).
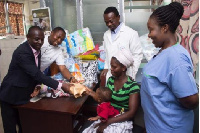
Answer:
top-left (69, 83), bottom-right (87, 98)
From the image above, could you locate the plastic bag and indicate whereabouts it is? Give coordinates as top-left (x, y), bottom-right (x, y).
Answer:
top-left (65, 27), bottom-right (95, 56)
top-left (98, 50), bottom-right (106, 70)
top-left (140, 34), bottom-right (160, 61)
top-left (77, 60), bottom-right (98, 84)
top-left (71, 63), bottom-right (84, 83)
top-left (75, 55), bottom-right (98, 60)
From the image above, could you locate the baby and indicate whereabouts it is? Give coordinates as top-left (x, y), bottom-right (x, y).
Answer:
top-left (86, 86), bottom-right (119, 121)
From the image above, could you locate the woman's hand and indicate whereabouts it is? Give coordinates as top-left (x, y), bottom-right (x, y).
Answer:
top-left (96, 122), bottom-right (109, 133)
top-left (179, 93), bottom-right (199, 109)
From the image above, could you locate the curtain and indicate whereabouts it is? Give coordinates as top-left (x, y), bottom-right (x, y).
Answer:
top-left (0, 2), bottom-right (6, 36)
top-left (7, 2), bottom-right (24, 36)
top-left (176, 0), bottom-right (199, 72)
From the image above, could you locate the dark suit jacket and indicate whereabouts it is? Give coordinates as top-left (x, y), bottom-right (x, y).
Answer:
top-left (0, 41), bottom-right (59, 105)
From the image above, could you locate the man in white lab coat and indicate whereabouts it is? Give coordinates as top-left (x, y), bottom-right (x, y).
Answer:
top-left (101, 6), bottom-right (143, 81)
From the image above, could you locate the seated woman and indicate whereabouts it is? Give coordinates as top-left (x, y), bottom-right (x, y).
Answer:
top-left (84, 48), bottom-right (140, 133)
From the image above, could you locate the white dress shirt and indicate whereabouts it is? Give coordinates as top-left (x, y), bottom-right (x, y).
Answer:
top-left (40, 35), bottom-right (65, 72)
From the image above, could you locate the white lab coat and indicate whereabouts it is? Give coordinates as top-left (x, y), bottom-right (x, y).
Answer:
top-left (103, 23), bottom-right (143, 81)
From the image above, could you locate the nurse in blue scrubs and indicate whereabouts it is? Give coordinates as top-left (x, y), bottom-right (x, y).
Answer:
top-left (140, 2), bottom-right (199, 133)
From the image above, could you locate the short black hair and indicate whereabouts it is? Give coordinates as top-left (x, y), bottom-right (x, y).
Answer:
top-left (27, 26), bottom-right (43, 36)
top-left (98, 86), bottom-right (112, 102)
top-left (52, 27), bottom-right (66, 35)
top-left (104, 7), bottom-right (119, 17)
top-left (150, 2), bottom-right (184, 33)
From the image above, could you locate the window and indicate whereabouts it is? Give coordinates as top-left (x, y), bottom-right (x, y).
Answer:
top-left (0, 2), bottom-right (6, 36)
top-left (0, 1), bottom-right (24, 36)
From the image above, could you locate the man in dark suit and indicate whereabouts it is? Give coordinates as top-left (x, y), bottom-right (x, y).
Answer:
top-left (0, 26), bottom-right (71, 133)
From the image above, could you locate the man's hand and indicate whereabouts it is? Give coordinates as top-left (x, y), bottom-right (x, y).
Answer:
top-left (70, 77), bottom-right (78, 83)
top-left (100, 69), bottom-right (108, 77)
top-left (61, 83), bottom-right (74, 93)
top-left (58, 65), bottom-right (78, 83)
top-left (30, 86), bottom-right (41, 97)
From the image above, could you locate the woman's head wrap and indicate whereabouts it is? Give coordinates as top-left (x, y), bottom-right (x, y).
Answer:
top-left (113, 47), bottom-right (134, 68)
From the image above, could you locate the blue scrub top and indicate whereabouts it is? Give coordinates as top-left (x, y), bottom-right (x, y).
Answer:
top-left (141, 44), bottom-right (198, 133)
